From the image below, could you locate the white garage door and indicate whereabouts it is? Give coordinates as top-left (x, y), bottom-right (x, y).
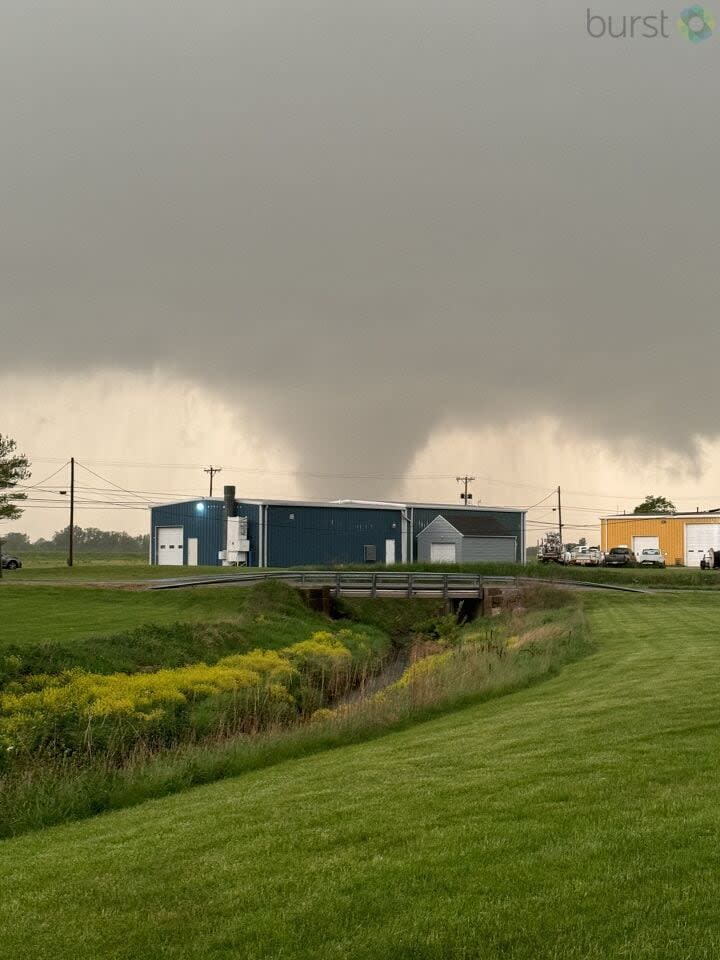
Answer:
top-left (430, 542), bottom-right (457, 563)
top-left (633, 536), bottom-right (659, 556)
top-left (685, 524), bottom-right (720, 567)
top-left (157, 527), bottom-right (184, 565)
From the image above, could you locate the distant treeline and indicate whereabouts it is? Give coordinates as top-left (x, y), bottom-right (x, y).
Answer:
top-left (1, 526), bottom-right (149, 556)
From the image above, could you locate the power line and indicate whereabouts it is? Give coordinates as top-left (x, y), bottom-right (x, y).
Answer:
top-left (21, 461), bottom-right (70, 490)
top-left (75, 461), bottom-right (154, 504)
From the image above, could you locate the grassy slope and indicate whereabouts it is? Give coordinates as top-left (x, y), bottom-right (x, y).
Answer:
top-left (0, 584), bottom-right (254, 647)
top-left (2, 594), bottom-right (720, 958)
top-left (0, 582), bottom-right (393, 675)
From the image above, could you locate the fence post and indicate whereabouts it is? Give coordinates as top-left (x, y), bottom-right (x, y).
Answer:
top-left (443, 575), bottom-right (448, 599)
top-left (372, 573), bottom-right (377, 598)
top-left (407, 574), bottom-right (413, 598)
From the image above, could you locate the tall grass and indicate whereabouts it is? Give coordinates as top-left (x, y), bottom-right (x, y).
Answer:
top-left (0, 596), bottom-right (590, 839)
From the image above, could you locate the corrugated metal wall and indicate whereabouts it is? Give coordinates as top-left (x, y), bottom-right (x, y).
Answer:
top-left (150, 501), bottom-right (260, 566)
top-left (412, 508), bottom-right (524, 563)
top-left (150, 501), bottom-right (225, 566)
top-left (265, 505), bottom-right (402, 567)
top-left (601, 516), bottom-right (720, 566)
top-left (462, 537), bottom-right (517, 563)
top-left (150, 501), bottom-right (525, 567)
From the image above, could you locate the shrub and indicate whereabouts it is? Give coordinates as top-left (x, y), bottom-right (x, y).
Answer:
top-left (0, 628), bottom-right (377, 768)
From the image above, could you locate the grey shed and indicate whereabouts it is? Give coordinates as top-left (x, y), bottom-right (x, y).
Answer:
top-left (416, 514), bottom-right (519, 564)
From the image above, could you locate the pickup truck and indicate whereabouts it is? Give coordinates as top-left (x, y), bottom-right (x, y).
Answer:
top-left (604, 546), bottom-right (636, 567)
top-left (570, 547), bottom-right (602, 566)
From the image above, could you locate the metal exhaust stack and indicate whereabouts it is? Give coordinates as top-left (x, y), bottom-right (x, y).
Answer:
top-left (223, 486), bottom-right (236, 557)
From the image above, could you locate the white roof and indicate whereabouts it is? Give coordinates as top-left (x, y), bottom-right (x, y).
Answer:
top-left (152, 496), bottom-right (526, 514)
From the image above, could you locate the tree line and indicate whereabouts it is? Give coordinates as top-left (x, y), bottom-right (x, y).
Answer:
top-left (3, 526), bottom-right (149, 556)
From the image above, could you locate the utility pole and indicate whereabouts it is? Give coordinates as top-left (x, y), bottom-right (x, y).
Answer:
top-left (456, 475), bottom-right (476, 506)
top-left (557, 485), bottom-right (563, 553)
top-left (204, 466), bottom-right (222, 497)
top-left (68, 457), bottom-right (75, 567)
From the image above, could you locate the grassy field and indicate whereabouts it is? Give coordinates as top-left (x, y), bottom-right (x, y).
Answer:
top-left (0, 581), bottom-right (410, 675)
top-left (2, 593), bottom-right (720, 958)
top-left (0, 583), bottom-right (256, 647)
top-left (6, 557), bottom-right (720, 587)
top-left (5, 560), bottom-right (245, 580)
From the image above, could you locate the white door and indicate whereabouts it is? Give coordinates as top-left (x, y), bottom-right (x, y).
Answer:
top-left (633, 536), bottom-right (659, 557)
top-left (187, 538), bottom-right (198, 567)
top-left (157, 527), bottom-right (184, 565)
top-left (385, 539), bottom-right (396, 565)
top-left (685, 524), bottom-right (720, 566)
top-left (430, 542), bottom-right (457, 563)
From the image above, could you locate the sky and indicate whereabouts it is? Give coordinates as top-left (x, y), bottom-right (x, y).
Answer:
top-left (3, 0), bottom-right (720, 543)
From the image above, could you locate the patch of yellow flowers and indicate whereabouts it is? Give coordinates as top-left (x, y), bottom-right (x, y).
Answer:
top-left (0, 630), bottom-right (366, 762)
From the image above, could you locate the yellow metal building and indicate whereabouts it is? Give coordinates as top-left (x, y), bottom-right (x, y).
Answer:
top-left (601, 513), bottom-right (720, 567)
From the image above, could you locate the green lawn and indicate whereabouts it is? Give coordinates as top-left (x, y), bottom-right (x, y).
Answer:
top-left (6, 561), bottom-right (247, 580)
top-left (0, 581), bottom-right (399, 675)
top-left (0, 584), bottom-right (253, 647)
top-left (2, 594), bottom-right (720, 958)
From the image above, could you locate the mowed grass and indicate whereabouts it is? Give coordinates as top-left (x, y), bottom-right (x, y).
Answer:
top-left (0, 584), bottom-right (254, 648)
top-left (0, 582), bottom-right (392, 675)
top-left (2, 594), bottom-right (720, 959)
top-left (7, 561), bottom-right (247, 580)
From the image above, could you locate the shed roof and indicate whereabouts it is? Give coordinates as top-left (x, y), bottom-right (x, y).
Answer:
top-left (420, 513), bottom-right (513, 537)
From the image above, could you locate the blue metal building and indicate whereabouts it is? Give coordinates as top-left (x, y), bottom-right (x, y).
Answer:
top-left (149, 488), bottom-right (526, 567)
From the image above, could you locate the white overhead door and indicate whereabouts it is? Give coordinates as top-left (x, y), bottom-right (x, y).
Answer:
top-left (633, 536), bottom-right (659, 556)
top-left (685, 524), bottom-right (720, 566)
top-left (157, 527), bottom-right (184, 565)
top-left (430, 542), bottom-right (457, 563)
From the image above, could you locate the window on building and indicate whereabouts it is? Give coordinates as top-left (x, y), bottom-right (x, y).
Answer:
top-left (364, 544), bottom-right (376, 562)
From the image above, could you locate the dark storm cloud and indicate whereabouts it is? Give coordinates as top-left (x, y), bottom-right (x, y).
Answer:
top-left (3, 0), bottom-right (719, 496)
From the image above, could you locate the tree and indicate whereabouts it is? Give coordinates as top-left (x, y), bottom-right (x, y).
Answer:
top-left (633, 494), bottom-right (675, 515)
top-left (0, 435), bottom-right (31, 521)
top-left (1, 532), bottom-right (31, 552)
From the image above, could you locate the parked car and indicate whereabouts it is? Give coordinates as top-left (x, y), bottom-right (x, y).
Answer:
top-left (0, 554), bottom-right (22, 570)
top-left (604, 546), bottom-right (636, 567)
top-left (638, 548), bottom-right (666, 568)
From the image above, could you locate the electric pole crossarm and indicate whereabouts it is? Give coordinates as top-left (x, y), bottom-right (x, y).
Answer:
top-left (204, 466), bottom-right (222, 497)
top-left (456, 475), bottom-right (476, 506)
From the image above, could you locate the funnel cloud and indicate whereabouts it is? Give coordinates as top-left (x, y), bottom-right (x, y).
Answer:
top-left (3, 0), bottom-right (720, 503)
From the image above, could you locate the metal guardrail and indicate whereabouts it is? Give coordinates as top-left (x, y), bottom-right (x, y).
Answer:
top-left (149, 570), bottom-right (648, 595)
